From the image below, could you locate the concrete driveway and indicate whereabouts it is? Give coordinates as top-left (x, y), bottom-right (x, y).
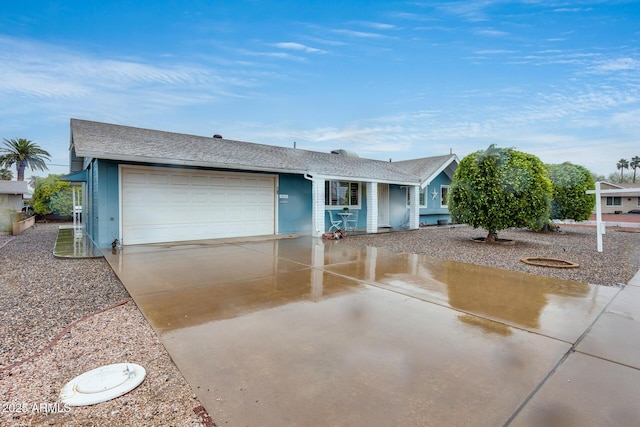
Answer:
top-left (102, 236), bottom-right (640, 426)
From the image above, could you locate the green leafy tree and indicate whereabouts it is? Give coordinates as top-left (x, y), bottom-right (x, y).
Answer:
top-left (590, 171), bottom-right (605, 183)
top-left (32, 174), bottom-right (73, 216)
top-left (630, 156), bottom-right (640, 183)
top-left (0, 168), bottom-right (12, 180)
top-left (546, 162), bottom-right (595, 221)
top-left (449, 145), bottom-right (552, 242)
top-left (0, 138), bottom-right (51, 181)
top-left (607, 171), bottom-right (631, 183)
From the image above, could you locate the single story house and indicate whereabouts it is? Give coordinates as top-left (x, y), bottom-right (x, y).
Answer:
top-left (0, 180), bottom-right (29, 233)
top-left (66, 119), bottom-right (458, 247)
top-left (597, 182), bottom-right (640, 214)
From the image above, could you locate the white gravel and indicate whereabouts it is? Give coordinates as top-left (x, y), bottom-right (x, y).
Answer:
top-left (1, 222), bottom-right (639, 426)
top-left (0, 223), bottom-right (210, 427)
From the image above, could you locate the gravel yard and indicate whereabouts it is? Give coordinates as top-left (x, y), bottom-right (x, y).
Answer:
top-left (1, 222), bottom-right (639, 426)
top-left (346, 224), bottom-right (640, 287)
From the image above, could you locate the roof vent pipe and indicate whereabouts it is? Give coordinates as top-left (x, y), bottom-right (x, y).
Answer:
top-left (330, 149), bottom-right (359, 158)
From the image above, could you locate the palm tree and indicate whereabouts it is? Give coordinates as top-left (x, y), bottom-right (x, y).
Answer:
top-left (616, 158), bottom-right (629, 183)
top-left (0, 168), bottom-right (13, 180)
top-left (28, 175), bottom-right (40, 189)
top-left (630, 156), bottom-right (640, 183)
top-left (0, 138), bottom-right (51, 181)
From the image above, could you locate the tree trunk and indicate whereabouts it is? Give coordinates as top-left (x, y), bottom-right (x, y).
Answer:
top-left (486, 230), bottom-right (498, 243)
top-left (17, 161), bottom-right (25, 181)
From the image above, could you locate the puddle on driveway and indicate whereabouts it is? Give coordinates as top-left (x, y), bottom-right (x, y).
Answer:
top-left (103, 237), bottom-right (621, 426)
top-left (324, 252), bottom-right (618, 342)
top-left (136, 268), bottom-right (364, 332)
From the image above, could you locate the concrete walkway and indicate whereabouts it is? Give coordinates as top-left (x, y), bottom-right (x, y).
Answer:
top-left (53, 225), bottom-right (103, 258)
top-left (102, 237), bottom-right (640, 426)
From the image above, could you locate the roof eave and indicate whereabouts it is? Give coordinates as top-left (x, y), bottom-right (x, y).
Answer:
top-left (309, 173), bottom-right (420, 186)
top-left (76, 151), bottom-right (311, 176)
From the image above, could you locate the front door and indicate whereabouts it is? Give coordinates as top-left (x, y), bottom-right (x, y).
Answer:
top-left (378, 184), bottom-right (390, 227)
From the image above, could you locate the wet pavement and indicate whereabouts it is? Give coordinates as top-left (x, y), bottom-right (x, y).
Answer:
top-left (102, 236), bottom-right (640, 426)
top-left (53, 226), bottom-right (103, 258)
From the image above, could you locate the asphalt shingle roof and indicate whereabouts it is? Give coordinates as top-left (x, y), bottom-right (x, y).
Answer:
top-left (70, 119), bottom-right (454, 185)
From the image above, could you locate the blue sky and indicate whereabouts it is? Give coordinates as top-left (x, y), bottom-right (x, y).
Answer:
top-left (1, 1), bottom-right (639, 182)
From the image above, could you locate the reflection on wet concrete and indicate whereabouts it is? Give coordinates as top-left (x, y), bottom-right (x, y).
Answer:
top-left (136, 268), bottom-right (364, 332)
top-left (325, 253), bottom-right (618, 342)
top-left (458, 314), bottom-right (513, 336)
top-left (53, 226), bottom-right (103, 258)
top-left (162, 286), bottom-right (570, 426)
top-left (101, 236), bottom-right (630, 426)
top-left (237, 236), bottom-right (398, 267)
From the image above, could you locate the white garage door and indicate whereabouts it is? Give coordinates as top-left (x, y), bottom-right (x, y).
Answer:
top-left (121, 166), bottom-right (276, 245)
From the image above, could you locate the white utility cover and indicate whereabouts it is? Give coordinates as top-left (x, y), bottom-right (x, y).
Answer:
top-left (121, 166), bottom-right (276, 245)
top-left (60, 363), bottom-right (146, 406)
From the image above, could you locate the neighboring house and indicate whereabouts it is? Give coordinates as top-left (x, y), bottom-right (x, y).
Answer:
top-left (66, 119), bottom-right (458, 247)
top-left (597, 182), bottom-right (640, 214)
top-left (0, 180), bottom-right (29, 233)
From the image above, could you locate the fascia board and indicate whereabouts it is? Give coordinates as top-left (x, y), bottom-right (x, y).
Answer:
top-left (309, 173), bottom-right (420, 186)
top-left (75, 151), bottom-right (310, 176)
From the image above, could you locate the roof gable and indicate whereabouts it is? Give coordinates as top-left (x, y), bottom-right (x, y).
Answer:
top-left (393, 154), bottom-right (459, 187)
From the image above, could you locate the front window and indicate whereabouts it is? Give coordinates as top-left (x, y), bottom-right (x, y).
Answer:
top-left (440, 185), bottom-right (449, 208)
top-left (406, 187), bottom-right (425, 207)
top-left (637, 197), bottom-right (640, 207)
top-left (606, 197), bottom-right (622, 206)
top-left (325, 181), bottom-right (360, 207)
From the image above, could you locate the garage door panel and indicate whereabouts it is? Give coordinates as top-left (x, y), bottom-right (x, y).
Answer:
top-left (122, 167), bottom-right (275, 245)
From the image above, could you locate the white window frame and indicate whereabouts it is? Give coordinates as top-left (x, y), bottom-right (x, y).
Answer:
top-left (606, 196), bottom-right (622, 206)
top-left (324, 181), bottom-right (361, 208)
top-left (440, 185), bottom-right (449, 208)
top-left (406, 187), bottom-right (426, 207)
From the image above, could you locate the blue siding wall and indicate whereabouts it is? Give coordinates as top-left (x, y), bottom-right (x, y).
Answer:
top-left (87, 159), bottom-right (120, 247)
top-left (277, 174), bottom-right (312, 234)
top-left (420, 171), bottom-right (453, 225)
top-left (85, 162), bottom-right (316, 246)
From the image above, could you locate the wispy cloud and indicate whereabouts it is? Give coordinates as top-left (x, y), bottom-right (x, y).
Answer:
top-left (474, 49), bottom-right (518, 55)
top-left (435, 1), bottom-right (495, 22)
top-left (330, 28), bottom-right (388, 39)
top-left (355, 21), bottom-right (396, 30)
top-left (473, 27), bottom-right (509, 37)
top-left (272, 42), bottom-right (327, 54)
top-left (553, 7), bottom-right (593, 13)
top-left (593, 57), bottom-right (639, 72)
top-left (235, 47), bottom-right (307, 62)
top-left (0, 36), bottom-right (259, 103)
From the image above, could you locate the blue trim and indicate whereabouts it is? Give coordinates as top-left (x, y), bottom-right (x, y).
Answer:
top-left (60, 170), bottom-right (87, 182)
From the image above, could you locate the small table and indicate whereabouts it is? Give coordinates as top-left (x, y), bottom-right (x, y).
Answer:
top-left (337, 212), bottom-right (353, 231)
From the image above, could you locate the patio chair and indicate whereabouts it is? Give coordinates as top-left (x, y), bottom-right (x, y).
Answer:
top-left (345, 210), bottom-right (358, 231)
top-left (328, 211), bottom-right (343, 232)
